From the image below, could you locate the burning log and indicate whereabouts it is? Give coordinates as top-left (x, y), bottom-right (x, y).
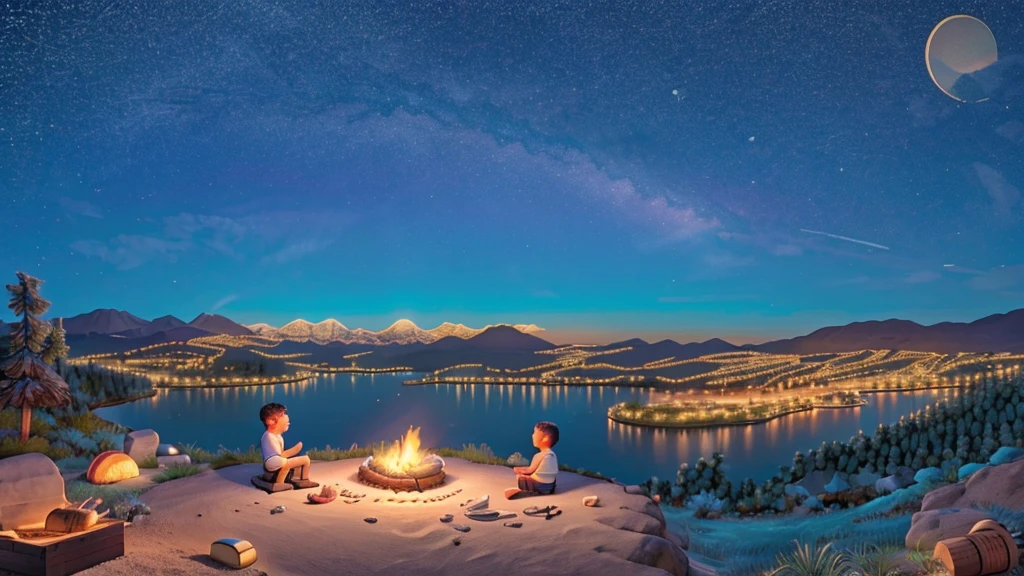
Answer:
top-left (357, 426), bottom-right (446, 492)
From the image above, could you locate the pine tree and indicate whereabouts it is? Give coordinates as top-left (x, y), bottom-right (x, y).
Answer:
top-left (41, 318), bottom-right (70, 365)
top-left (0, 272), bottom-right (71, 442)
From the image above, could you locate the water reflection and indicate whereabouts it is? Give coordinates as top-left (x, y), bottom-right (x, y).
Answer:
top-left (97, 375), bottom-right (950, 484)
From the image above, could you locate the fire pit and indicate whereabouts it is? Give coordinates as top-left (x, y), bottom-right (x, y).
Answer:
top-left (358, 426), bottom-right (446, 492)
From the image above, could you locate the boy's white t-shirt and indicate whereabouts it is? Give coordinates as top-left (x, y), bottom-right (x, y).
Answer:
top-left (261, 431), bottom-right (285, 471)
top-left (530, 448), bottom-right (558, 483)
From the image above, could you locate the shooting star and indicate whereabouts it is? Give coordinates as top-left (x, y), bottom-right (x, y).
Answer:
top-left (800, 229), bottom-right (890, 250)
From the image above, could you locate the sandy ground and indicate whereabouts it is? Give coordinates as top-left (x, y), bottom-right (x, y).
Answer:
top-left (55, 458), bottom-right (689, 576)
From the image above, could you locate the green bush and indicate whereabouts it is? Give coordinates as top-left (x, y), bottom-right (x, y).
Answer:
top-left (0, 408), bottom-right (53, 437)
top-left (0, 435), bottom-right (51, 458)
top-left (308, 444), bottom-right (374, 461)
top-left (137, 455), bottom-right (159, 469)
top-left (153, 463), bottom-right (204, 483)
top-left (210, 446), bottom-right (262, 470)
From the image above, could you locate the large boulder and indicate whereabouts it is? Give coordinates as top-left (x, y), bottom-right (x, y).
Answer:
top-left (850, 469), bottom-right (881, 489)
top-left (626, 535), bottom-right (690, 576)
top-left (920, 483), bottom-right (966, 512)
top-left (124, 429), bottom-right (160, 464)
top-left (784, 484), bottom-right (810, 500)
top-left (906, 508), bottom-right (992, 551)
top-left (0, 453), bottom-right (70, 530)
top-left (989, 447), bottom-right (1024, 466)
top-left (874, 475), bottom-right (901, 495)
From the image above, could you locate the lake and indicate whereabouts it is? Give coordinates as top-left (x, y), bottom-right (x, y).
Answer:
top-left (95, 374), bottom-right (955, 485)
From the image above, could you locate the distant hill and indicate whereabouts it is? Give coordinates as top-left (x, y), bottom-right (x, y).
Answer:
top-left (754, 309), bottom-right (1024, 354)
top-left (187, 313), bottom-right (253, 336)
top-left (428, 325), bottom-right (555, 352)
top-left (63, 309), bottom-right (150, 335)
top-left (599, 338), bottom-right (741, 365)
top-left (112, 315), bottom-right (186, 338)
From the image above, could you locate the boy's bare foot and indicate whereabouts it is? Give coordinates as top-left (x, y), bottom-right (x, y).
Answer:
top-left (504, 488), bottom-right (523, 500)
top-left (290, 479), bottom-right (319, 490)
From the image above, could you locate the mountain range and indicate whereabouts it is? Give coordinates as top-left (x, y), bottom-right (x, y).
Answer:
top-left (56, 309), bottom-right (543, 345)
top-left (9, 307), bottom-right (1024, 356)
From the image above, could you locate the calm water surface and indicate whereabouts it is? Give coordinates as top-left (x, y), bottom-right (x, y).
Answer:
top-left (96, 374), bottom-right (953, 484)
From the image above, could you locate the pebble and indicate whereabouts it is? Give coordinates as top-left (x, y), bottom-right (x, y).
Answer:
top-left (197, 514), bottom-right (203, 518)
top-left (234, 509), bottom-right (240, 513)
top-left (271, 506), bottom-right (286, 515)
top-left (503, 521), bottom-right (522, 528)
top-left (364, 517), bottom-right (377, 524)
top-left (374, 498), bottom-right (380, 503)
top-left (452, 524), bottom-right (471, 533)
top-left (254, 502), bottom-right (260, 505)
top-left (452, 537), bottom-right (461, 546)
top-left (440, 514), bottom-right (453, 523)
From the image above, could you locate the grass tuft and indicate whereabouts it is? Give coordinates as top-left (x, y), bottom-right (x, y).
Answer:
top-left (153, 463), bottom-right (204, 483)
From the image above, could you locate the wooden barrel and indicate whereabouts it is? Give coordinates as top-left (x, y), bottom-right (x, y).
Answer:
top-left (934, 520), bottom-right (1019, 576)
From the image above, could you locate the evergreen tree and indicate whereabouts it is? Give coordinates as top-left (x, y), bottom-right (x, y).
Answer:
top-left (0, 272), bottom-right (70, 442)
top-left (42, 318), bottom-right (70, 365)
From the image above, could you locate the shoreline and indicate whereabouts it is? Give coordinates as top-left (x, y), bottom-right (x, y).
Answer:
top-left (88, 390), bottom-right (159, 410)
top-left (608, 397), bottom-right (872, 430)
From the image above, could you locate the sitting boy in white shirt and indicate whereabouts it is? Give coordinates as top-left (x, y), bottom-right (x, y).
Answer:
top-left (504, 421), bottom-right (559, 500)
top-left (259, 403), bottom-right (318, 489)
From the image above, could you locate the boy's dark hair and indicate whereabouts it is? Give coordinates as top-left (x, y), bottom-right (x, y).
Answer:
top-left (535, 421), bottom-right (559, 447)
top-left (260, 403), bottom-right (287, 428)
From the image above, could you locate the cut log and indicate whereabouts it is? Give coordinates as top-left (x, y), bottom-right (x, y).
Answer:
top-left (934, 519), bottom-right (1018, 576)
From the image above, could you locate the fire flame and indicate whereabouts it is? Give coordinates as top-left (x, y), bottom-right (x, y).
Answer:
top-left (375, 426), bottom-right (428, 475)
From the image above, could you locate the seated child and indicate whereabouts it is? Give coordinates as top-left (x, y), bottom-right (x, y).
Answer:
top-left (259, 402), bottom-right (318, 489)
top-left (504, 421), bottom-right (559, 499)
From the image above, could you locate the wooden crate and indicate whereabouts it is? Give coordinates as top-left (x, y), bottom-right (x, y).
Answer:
top-left (0, 519), bottom-right (124, 576)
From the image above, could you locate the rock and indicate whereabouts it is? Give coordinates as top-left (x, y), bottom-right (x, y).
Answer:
top-left (958, 463), bottom-right (987, 481)
top-left (921, 484), bottom-right (966, 512)
top-left (624, 485), bottom-right (645, 495)
top-left (0, 453), bottom-right (70, 530)
top-left (157, 455), bottom-right (192, 467)
top-left (124, 429), bottom-right (160, 464)
top-left (364, 517), bottom-right (377, 524)
top-left (626, 535), bottom-right (690, 576)
top-left (772, 497), bottom-right (788, 513)
top-left (895, 466), bottom-right (915, 486)
top-left (989, 447), bottom-right (1024, 466)
top-left (795, 468), bottom-right (835, 495)
top-left (156, 444), bottom-right (180, 457)
top-left (784, 484), bottom-right (810, 500)
top-left (874, 475), bottom-right (902, 495)
top-left (824, 472), bottom-right (850, 494)
top-left (954, 458), bottom-right (1024, 509)
top-left (913, 467), bottom-right (944, 486)
top-left (850, 469), bottom-right (881, 489)
top-left (906, 508), bottom-right (992, 551)
top-left (790, 505), bottom-right (812, 518)
top-left (666, 529), bottom-right (689, 550)
top-left (804, 496), bottom-right (823, 511)
top-left (597, 511), bottom-right (664, 536)
top-left (582, 495), bottom-right (600, 507)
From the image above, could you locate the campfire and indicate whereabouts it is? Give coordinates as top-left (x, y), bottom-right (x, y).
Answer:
top-left (358, 426), bottom-right (446, 492)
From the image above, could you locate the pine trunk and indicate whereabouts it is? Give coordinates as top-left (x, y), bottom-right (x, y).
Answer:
top-left (20, 404), bottom-right (31, 443)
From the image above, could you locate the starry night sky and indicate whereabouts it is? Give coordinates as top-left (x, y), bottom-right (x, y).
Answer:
top-left (1, 1), bottom-right (1022, 344)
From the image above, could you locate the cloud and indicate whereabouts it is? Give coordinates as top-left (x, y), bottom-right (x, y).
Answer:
top-left (904, 271), bottom-right (940, 284)
top-left (72, 210), bottom-right (347, 269)
top-left (59, 197), bottom-right (103, 218)
top-left (70, 235), bottom-right (189, 270)
top-left (973, 163), bottom-right (1021, 220)
top-left (770, 244), bottom-right (803, 256)
top-left (259, 239), bottom-right (333, 264)
top-left (967, 265), bottom-right (1024, 292)
top-left (211, 294), bottom-right (239, 312)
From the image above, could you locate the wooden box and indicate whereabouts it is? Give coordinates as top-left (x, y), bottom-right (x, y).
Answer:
top-left (0, 519), bottom-right (124, 576)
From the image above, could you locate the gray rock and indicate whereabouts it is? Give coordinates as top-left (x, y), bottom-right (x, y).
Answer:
top-left (795, 467), bottom-right (836, 495)
top-left (124, 429), bottom-right (160, 464)
top-left (784, 484), bottom-right (810, 500)
top-left (824, 472), bottom-right (850, 494)
top-left (772, 497), bottom-right (788, 513)
top-left (790, 505), bottom-right (812, 518)
top-left (850, 470), bottom-right (881, 488)
top-left (989, 447), bottom-right (1024, 466)
top-left (958, 463), bottom-right (986, 480)
top-left (626, 535), bottom-right (690, 576)
top-left (906, 508), bottom-right (992, 551)
top-left (804, 496), bottom-right (823, 510)
top-left (156, 444), bottom-right (180, 457)
top-left (0, 453), bottom-right (70, 530)
top-left (874, 475), bottom-right (902, 495)
top-left (913, 467), bottom-right (944, 486)
top-left (895, 466), bottom-right (916, 486)
top-left (625, 485), bottom-right (645, 495)
top-left (157, 455), bottom-right (192, 467)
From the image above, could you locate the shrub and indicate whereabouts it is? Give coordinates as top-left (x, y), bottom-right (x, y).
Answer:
top-left (0, 435), bottom-right (50, 458)
top-left (765, 541), bottom-right (849, 576)
top-left (153, 463), bottom-right (204, 483)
